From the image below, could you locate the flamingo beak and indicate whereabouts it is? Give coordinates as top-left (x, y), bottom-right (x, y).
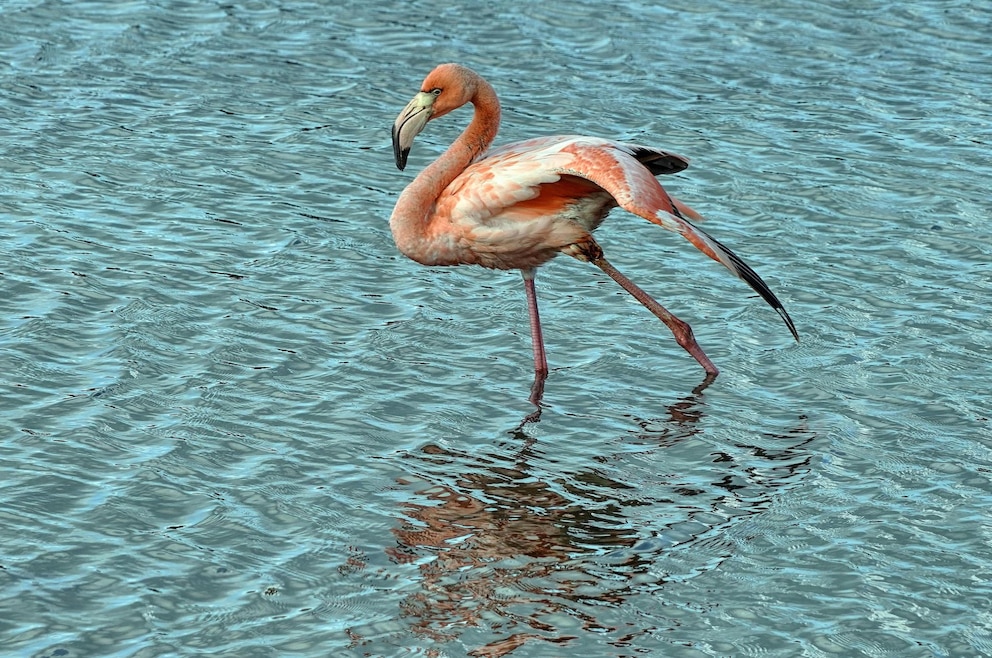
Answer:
top-left (392, 92), bottom-right (435, 170)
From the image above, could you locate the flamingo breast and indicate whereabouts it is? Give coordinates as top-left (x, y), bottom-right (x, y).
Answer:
top-left (435, 174), bottom-right (616, 270)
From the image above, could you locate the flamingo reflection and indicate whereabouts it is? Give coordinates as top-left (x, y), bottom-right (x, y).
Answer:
top-left (358, 390), bottom-right (815, 656)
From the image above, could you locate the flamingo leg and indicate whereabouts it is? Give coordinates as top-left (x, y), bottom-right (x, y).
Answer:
top-left (590, 256), bottom-right (720, 377)
top-left (521, 268), bottom-right (549, 377)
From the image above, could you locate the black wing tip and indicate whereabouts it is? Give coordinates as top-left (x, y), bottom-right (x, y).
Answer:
top-left (776, 306), bottom-right (800, 343)
top-left (629, 146), bottom-right (690, 176)
top-left (736, 255), bottom-right (799, 342)
top-left (712, 234), bottom-right (799, 342)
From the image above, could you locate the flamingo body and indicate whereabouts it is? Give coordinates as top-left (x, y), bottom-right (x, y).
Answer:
top-left (389, 63), bottom-right (796, 390)
top-left (393, 135), bottom-right (696, 270)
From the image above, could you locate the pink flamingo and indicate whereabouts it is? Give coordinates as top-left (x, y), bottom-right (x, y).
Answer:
top-left (390, 64), bottom-right (797, 391)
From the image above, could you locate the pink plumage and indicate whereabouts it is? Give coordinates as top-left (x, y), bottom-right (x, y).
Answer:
top-left (390, 63), bottom-right (796, 394)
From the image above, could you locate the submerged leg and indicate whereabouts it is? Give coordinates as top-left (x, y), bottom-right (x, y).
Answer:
top-left (592, 256), bottom-right (719, 376)
top-left (521, 268), bottom-right (549, 377)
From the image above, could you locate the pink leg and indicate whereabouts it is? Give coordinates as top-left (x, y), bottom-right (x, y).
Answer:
top-left (521, 268), bottom-right (549, 376)
top-left (592, 256), bottom-right (720, 377)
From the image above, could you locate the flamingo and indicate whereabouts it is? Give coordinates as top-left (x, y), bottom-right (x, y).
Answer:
top-left (389, 63), bottom-right (797, 392)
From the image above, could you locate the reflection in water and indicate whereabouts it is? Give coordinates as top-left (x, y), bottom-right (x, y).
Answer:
top-left (374, 386), bottom-right (815, 656)
top-left (524, 371), bottom-right (716, 427)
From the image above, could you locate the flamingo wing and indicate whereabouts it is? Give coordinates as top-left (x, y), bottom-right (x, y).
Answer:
top-left (429, 137), bottom-right (602, 269)
top-left (443, 135), bottom-right (699, 225)
top-left (436, 136), bottom-right (796, 340)
top-left (430, 137), bottom-right (685, 265)
top-left (546, 139), bottom-right (798, 339)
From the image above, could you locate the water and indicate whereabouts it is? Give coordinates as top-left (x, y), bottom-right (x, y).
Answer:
top-left (2, 1), bottom-right (990, 656)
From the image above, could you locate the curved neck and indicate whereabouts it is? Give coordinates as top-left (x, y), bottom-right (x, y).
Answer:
top-left (435, 81), bottom-right (501, 185)
top-left (390, 78), bottom-right (501, 243)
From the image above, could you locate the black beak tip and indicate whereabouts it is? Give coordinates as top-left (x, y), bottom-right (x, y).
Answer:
top-left (395, 148), bottom-right (410, 171)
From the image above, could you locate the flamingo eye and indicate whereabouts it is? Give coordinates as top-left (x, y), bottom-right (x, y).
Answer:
top-left (430, 88), bottom-right (442, 96)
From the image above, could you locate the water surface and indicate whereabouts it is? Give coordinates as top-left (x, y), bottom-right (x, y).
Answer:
top-left (2, 1), bottom-right (990, 656)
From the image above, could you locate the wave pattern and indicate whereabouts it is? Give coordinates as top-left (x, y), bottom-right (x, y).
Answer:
top-left (1, 1), bottom-right (990, 656)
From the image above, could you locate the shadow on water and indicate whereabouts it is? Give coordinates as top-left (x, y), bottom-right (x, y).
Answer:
top-left (369, 383), bottom-right (816, 656)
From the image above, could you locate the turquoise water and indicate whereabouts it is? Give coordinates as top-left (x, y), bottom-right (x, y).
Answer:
top-left (2, 1), bottom-right (990, 656)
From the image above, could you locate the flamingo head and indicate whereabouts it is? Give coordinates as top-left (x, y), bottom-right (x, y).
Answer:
top-left (392, 64), bottom-right (479, 170)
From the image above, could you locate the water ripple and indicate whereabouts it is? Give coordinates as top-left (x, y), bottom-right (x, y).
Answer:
top-left (2, 0), bottom-right (991, 656)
